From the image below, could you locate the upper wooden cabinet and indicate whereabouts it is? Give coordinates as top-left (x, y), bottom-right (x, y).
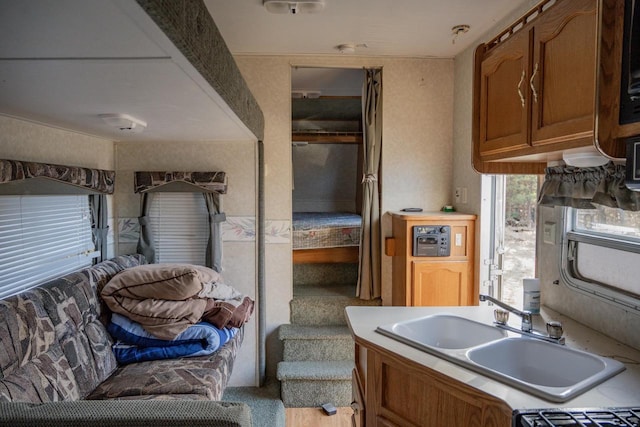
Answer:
top-left (473, 0), bottom-right (598, 173)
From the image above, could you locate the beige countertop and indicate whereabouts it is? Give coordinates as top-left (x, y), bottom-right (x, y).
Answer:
top-left (345, 305), bottom-right (640, 410)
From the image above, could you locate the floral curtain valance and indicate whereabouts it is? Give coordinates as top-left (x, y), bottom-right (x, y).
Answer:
top-left (538, 162), bottom-right (640, 211)
top-left (0, 159), bottom-right (115, 194)
top-left (134, 171), bottom-right (227, 194)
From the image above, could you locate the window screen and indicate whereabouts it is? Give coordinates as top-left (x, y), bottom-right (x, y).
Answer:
top-left (0, 195), bottom-right (95, 299)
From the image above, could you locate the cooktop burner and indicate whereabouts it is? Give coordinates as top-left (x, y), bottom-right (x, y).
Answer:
top-left (514, 407), bottom-right (640, 427)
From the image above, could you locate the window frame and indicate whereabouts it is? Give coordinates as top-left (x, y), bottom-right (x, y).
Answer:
top-left (560, 207), bottom-right (640, 312)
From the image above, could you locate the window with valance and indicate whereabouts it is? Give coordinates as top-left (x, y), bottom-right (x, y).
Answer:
top-left (0, 159), bottom-right (115, 298)
top-left (134, 171), bottom-right (227, 272)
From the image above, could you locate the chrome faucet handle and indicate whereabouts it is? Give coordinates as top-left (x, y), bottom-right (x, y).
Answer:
top-left (521, 311), bottom-right (533, 333)
top-left (546, 320), bottom-right (564, 339)
top-left (493, 309), bottom-right (509, 325)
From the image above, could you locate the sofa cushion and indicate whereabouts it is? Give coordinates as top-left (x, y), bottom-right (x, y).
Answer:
top-left (33, 271), bottom-right (118, 399)
top-left (0, 297), bottom-right (79, 402)
top-left (88, 326), bottom-right (243, 401)
top-left (0, 344), bottom-right (80, 402)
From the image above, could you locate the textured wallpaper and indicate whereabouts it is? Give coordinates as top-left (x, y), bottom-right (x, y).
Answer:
top-left (0, 115), bottom-right (114, 169)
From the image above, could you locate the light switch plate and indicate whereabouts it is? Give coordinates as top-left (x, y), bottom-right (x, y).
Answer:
top-left (543, 221), bottom-right (556, 244)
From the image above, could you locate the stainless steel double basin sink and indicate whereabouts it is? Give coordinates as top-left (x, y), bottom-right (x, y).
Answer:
top-left (376, 314), bottom-right (625, 402)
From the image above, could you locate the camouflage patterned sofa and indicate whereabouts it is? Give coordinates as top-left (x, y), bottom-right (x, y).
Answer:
top-left (0, 254), bottom-right (251, 427)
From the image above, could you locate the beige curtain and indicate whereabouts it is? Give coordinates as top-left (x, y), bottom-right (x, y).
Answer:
top-left (204, 192), bottom-right (226, 272)
top-left (357, 68), bottom-right (383, 300)
top-left (136, 192), bottom-right (155, 263)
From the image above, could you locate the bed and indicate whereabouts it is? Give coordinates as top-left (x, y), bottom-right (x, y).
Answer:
top-left (292, 212), bottom-right (361, 264)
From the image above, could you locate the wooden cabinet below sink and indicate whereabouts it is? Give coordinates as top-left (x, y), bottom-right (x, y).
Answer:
top-left (355, 342), bottom-right (512, 427)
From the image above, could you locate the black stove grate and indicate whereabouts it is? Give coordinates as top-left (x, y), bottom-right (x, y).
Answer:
top-left (514, 407), bottom-right (640, 427)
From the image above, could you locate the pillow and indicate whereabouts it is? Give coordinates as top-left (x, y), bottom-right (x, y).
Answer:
top-left (104, 264), bottom-right (222, 300)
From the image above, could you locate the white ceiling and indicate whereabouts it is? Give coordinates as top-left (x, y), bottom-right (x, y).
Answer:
top-left (0, 0), bottom-right (256, 143)
top-left (0, 0), bottom-right (529, 144)
top-left (205, 0), bottom-right (528, 58)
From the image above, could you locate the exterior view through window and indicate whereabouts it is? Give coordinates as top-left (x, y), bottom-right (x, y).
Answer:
top-left (574, 205), bottom-right (640, 240)
top-left (491, 175), bottom-right (539, 309)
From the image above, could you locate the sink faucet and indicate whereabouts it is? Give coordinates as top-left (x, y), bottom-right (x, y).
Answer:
top-left (479, 294), bottom-right (565, 345)
top-left (479, 294), bottom-right (532, 332)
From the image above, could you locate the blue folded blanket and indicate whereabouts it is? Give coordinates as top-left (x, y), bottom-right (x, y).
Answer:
top-left (108, 313), bottom-right (237, 365)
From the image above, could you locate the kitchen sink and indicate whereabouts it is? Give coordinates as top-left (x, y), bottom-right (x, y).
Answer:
top-left (376, 313), bottom-right (507, 350)
top-left (466, 337), bottom-right (625, 401)
top-left (376, 315), bottom-right (626, 402)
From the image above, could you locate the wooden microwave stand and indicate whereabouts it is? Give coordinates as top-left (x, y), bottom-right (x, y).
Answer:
top-left (387, 212), bottom-right (477, 307)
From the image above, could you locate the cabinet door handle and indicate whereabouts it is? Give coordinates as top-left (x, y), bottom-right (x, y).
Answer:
top-left (529, 62), bottom-right (539, 103)
top-left (517, 69), bottom-right (526, 108)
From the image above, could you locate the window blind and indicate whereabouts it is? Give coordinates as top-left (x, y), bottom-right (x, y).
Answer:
top-left (0, 195), bottom-right (95, 299)
top-left (148, 192), bottom-right (208, 265)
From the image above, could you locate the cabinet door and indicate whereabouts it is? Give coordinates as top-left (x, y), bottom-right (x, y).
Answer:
top-left (412, 261), bottom-right (471, 306)
top-left (478, 28), bottom-right (532, 157)
top-left (352, 369), bottom-right (366, 427)
top-left (530, 0), bottom-right (597, 146)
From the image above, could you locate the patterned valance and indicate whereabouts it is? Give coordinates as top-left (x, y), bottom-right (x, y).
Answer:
top-left (0, 159), bottom-right (115, 194)
top-left (538, 162), bottom-right (640, 211)
top-left (134, 171), bottom-right (227, 194)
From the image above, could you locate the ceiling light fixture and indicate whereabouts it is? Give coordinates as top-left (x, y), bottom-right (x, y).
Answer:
top-left (99, 114), bottom-right (147, 134)
top-left (337, 43), bottom-right (356, 54)
top-left (263, 0), bottom-right (325, 14)
top-left (336, 43), bottom-right (367, 54)
top-left (451, 24), bottom-right (471, 44)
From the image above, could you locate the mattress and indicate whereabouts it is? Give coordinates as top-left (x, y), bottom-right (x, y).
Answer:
top-left (292, 212), bottom-right (361, 250)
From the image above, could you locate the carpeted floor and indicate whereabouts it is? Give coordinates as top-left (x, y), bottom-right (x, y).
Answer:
top-left (222, 378), bottom-right (285, 427)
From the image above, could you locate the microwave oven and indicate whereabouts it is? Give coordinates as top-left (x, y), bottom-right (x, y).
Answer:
top-left (620, 0), bottom-right (640, 125)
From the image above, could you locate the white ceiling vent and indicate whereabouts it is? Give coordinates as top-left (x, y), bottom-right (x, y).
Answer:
top-left (263, 0), bottom-right (325, 14)
top-left (100, 114), bottom-right (147, 134)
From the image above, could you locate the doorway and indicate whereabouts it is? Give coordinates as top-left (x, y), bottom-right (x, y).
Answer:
top-left (483, 174), bottom-right (539, 309)
top-left (290, 67), bottom-right (364, 268)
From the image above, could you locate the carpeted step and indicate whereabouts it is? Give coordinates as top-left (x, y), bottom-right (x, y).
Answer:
top-left (293, 263), bottom-right (358, 287)
top-left (291, 284), bottom-right (381, 326)
top-left (276, 361), bottom-right (353, 408)
top-left (222, 378), bottom-right (285, 427)
top-left (279, 324), bottom-right (354, 362)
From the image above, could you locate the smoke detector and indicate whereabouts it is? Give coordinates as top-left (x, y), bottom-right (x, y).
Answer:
top-left (99, 114), bottom-right (147, 134)
top-left (263, 0), bottom-right (325, 14)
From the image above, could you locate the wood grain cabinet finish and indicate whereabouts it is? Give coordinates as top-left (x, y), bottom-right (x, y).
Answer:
top-left (389, 212), bottom-right (476, 307)
top-left (473, 0), bottom-right (598, 173)
top-left (355, 342), bottom-right (512, 427)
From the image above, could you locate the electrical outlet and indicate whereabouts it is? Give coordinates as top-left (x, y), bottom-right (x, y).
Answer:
top-left (543, 221), bottom-right (556, 244)
top-left (455, 187), bottom-right (461, 202)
